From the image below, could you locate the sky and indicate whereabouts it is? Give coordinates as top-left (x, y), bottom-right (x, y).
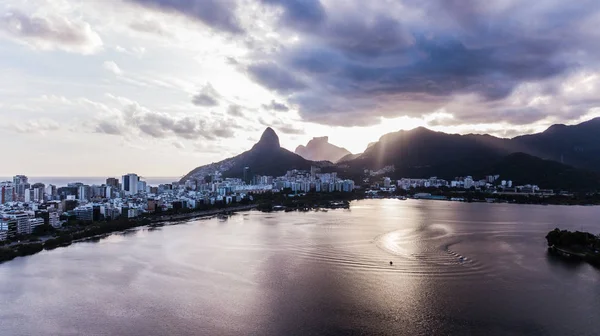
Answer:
top-left (2, 0), bottom-right (600, 177)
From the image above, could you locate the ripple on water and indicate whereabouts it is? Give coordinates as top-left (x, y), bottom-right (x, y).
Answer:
top-left (280, 225), bottom-right (501, 280)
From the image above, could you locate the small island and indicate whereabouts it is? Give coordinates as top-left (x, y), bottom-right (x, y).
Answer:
top-left (546, 228), bottom-right (600, 267)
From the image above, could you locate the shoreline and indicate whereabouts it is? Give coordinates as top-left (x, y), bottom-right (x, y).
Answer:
top-left (0, 204), bottom-right (258, 265)
top-left (2, 198), bottom-right (598, 266)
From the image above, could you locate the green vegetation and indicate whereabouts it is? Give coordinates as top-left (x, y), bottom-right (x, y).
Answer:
top-left (385, 187), bottom-right (600, 205)
top-left (546, 228), bottom-right (600, 267)
top-left (252, 191), bottom-right (361, 212)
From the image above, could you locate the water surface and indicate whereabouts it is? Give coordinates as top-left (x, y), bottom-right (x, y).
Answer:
top-left (0, 200), bottom-right (598, 335)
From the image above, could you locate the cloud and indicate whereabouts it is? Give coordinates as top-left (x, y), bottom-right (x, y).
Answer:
top-left (172, 140), bottom-right (185, 149)
top-left (95, 120), bottom-right (124, 135)
top-left (240, 0), bottom-right (600, 128)
top-left (191, 84), bottom-right (220, 107)
top-left (115, 45), bottom-right (146, 57)
top-left (12, 119), bottom-right (61, 133)
top-left (94, 96), bottom-right (235, 141)
top-left (103, 61), bottom-right (123, 75)
top-left (129, 18), bottom-right (172, 37)
top-left (258, 116), bottom-right (304, 135)
top-left (247, 62), bottom-right (306, 93)
top-left (277, 125), bottom-right (304, 135)
top-left (125, 0), bottom-right (243, 34)
top-left (262, 100), bottom-right (289, 112)
top-left (0, 10), bottom-right (102, 54)
top-left (260, 0), bottom-right (327, 30)
top-left (227, 104), bottom-right (244, 117)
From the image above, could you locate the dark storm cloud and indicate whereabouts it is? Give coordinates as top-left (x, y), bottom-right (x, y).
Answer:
top-left (243, 0), bottom-right (600, 127)
top-left (126, 0), bottom-right (243, 34)
top-left (260, 0), bottom-right (326, 29)
top-left (247, 62), bottom-right (307, 93)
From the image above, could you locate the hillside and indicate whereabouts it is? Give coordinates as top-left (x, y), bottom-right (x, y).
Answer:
top-left (480, 153), bottom-right (600, 191)
top-left (343, 118), bottom-right (600, 178)
top-left (512, 118), bottom-right (600, 171)
top-left (181, 128), bottom-right (315, 182)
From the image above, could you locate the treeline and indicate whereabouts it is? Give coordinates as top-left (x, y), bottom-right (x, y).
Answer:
top-left (546, 229), bottom-right (600, 250)
top-left (253, 191), bottom-right (361, 212)
top-left (385, 187), bottom-right (600, 205)
top-left (0, 201), bottom-right (257, 264)
top-left (546, 228), bottom-right (600, 267)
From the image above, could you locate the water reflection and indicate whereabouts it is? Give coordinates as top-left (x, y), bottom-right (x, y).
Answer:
top-left (0, 200), bottom-right (598, 335)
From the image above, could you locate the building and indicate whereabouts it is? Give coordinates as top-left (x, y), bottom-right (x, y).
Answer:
top-left (122, 174), bottom-right (140, 195)
top-left (45, 184), bottom-right (57, 200)
top-left (78, 185), bottom-right (91, 201)
top-left (0, 217), bottom-right (17, 239)
top-left (243, 167), bottom-right (251, 184)
top-left (0, 219), bottom-right (8, 241)
top-left (0, 182), bottom-right (15, 204)
top-left (464, 176), bottom-right (474, 189)
top-left (29, 218), bottom-right (44, 233)
top-left (137, 180), bottom-right (147, 194)
top-left (13, 175), bottom-right (30, 202)
top-left (74, 206), bottom-right (93, 222)
top-left (39, 209), bottom-right (61, 228)
top-left (31, 183), bottom-right (45, 202)
top-left (106, 177), bottom-right (120, 189)
top-left (5, 212), bottom-right (31, 235)
top-left (383, 177), bottom-right (391, 188)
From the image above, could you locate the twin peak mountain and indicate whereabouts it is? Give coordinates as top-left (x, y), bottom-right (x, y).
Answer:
top-left (182, 118), bottom-right (600, 190)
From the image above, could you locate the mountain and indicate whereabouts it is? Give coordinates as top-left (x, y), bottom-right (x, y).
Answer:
top-left (345, 127), bottom-right (511, 178)
top-left (480, 153), bottom-right (600, 191)
top-left (337, 142), bottom-right (378, 163)
top-left (512, 117), bottom-right (600, 171)
top-left (295, 136), bottom-right (352, 163)
top-left (343, 117), bottom-right (600, 178)
top-left (181, 128), bottom-right (315, 182)
top-left (337, 153), bottom-right (361, 163)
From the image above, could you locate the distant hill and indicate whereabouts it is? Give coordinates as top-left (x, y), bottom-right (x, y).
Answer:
top-left (181, 128), bottom-right (316, 182)
top-left (343, 117), bottom-right (600, 179)
top-left (346, 127), bottom-right (510, 178)
top-left (512, 118), bottom-right (600, 171)
top-left (180, 118), bottom-right (600, 191)
top-left (295, 136), bottom-right (351, 163)
top-left (337, 153), bottom-right (362, 163)
top-left (479, 153), bottom-right (600, 191)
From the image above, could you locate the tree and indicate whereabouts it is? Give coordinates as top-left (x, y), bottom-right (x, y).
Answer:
top-left (32, 224), bottom-right (56, 237)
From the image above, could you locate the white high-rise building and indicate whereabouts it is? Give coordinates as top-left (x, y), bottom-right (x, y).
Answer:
top-left (122, 174), bottom-right (140, 195)
top-left (78, 186), bottom-right (89, 201)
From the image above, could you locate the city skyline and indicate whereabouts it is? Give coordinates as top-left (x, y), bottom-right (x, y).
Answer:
top-left (2, 0), bottom-right (600, 176)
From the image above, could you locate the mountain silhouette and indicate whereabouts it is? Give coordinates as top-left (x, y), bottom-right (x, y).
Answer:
top-left (295, 136), bottom-right (351, 163)
top-left (343, 117), bottom-right (600, 178)
top-left (181, 128), bottom-right (315, 182)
